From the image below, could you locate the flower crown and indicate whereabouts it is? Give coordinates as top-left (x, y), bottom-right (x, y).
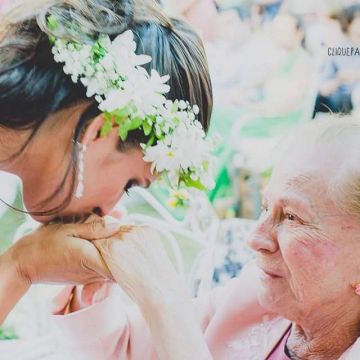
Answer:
top-left (48, 16), bottom-right (216, 192)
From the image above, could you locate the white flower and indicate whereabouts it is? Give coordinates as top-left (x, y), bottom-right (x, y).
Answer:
top-left (110, 31), bottom-right (152, 73)
top-left (144, 141), bottom-right (183, 173)
top-left (148, 70), bottom-right (170, 94)
top-left (51, 29), bottom-right (216, 194)
top-left (99, 88), bottom-right (131, 112)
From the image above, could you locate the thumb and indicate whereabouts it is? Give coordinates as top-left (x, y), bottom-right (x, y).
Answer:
top-left (69, 216), bottom-right (121, 240)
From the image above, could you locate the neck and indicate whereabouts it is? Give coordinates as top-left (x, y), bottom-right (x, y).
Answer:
top-left (287, 302), bottom-right (360, 360)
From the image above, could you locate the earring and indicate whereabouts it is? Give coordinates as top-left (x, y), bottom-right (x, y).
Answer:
top-left (75, 143), bottom-right (87, 199)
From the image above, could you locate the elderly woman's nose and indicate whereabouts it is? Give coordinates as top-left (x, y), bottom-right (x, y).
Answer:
top-left (248, 225), bottom-right (279, 253)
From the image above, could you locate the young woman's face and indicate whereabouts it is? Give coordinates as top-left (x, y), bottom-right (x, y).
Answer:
top-left (21, 112), bottom-right (155, 224)
top-left (61, 135), bottom-right (154, 223)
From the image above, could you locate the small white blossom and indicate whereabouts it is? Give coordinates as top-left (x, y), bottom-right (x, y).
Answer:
top-left (51, 29), bottom-right (216, 194)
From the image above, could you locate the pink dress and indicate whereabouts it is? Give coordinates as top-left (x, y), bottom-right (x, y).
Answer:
top-left (51, 263), bottom-right (290, 359)
top-left (266, 327), bottom-right (291, 360)
top-left (50, 262), bottom-right (360, 360)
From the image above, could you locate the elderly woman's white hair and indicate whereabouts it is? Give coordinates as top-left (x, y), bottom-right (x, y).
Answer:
top-left (277, 115), bottom-right (360, 216)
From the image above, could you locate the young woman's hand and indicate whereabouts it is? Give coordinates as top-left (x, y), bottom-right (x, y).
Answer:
top-left (0, 216), bottom-right (121, 324)
top-left (9, 217), bottom-right (121, 285)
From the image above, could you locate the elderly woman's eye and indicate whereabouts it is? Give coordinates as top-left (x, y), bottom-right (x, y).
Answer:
top-left (285, 213), bottom-right (296, 221)
top-left (260, 205), bottom-right (269, 218)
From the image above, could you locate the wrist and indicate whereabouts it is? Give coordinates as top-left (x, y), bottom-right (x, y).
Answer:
top-left (0, 247), bottom-right (30, 324)
top-left (139, 279), bottom-right (191, 314)
top-left (6, 236), bottom-right (33, 286)
top-left (1, 244), bottom-right (31, 289)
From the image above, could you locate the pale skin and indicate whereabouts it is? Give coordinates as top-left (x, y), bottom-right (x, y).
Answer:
top-left (0, 102), bottom-right (154, 324)
top-left (248, 135), bottom-right (360, 359)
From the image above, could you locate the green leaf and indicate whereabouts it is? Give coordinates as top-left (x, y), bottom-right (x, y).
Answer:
top-left (101, 120), bottom-right (113, 137)
top-left (104, 112), bottom-right (113, 122)
top-left (181, 176), bottom-right (206, 191)
top-left (118, 119), bottom-right (132, 141)
top-left (129, 117), bottom-right (143, 131)
top-left (47, 15), bottom-right (59, 31)
top-left (92, 41), bottom-right (106, 62)
top-left (114, 107), bottom-right (129, 118)
top-left (114, 116), bottom-right (125, 126)
top-left (119, 126), bottom-right (129, 141)
top-left (49, 35), bottom-right (56, 45)
top-left (74, 42), bottom-right (82, 51)
top-left (147, 134), bottom-right (156, 147)
top-left (202, 160), bottom-right (209, 171)
top-left (143, 120), bottom-right (152, 136)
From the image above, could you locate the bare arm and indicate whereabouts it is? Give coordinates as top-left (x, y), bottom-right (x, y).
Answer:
top-left (142, 294), bottom-right (212, 360)
top-left (95, 226), bottom-right (213, 360)
top-left (0, 217), bottom-right (120, 325)
top-left (0, 248), bottom-right (29, 325)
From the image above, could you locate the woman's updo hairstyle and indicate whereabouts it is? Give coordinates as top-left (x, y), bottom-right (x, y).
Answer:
top-left (0, 0), bottom-right (213, 216)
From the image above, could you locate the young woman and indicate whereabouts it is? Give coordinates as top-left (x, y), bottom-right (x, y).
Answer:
top-left (0, 0), bottom-right (212, 325)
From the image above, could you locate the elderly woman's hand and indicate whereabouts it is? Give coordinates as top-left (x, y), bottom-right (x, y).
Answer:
top-left (94, 225), bottom-right (186, 308)
top-left (94, 225), bottom-right (212, 360)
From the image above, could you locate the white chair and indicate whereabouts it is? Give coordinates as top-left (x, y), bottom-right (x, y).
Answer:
top-left (127, 188), bottom-right (222, 295)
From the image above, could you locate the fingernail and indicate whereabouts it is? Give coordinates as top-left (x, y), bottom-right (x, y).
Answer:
top-left (104, 216), bottom-right (121, 232)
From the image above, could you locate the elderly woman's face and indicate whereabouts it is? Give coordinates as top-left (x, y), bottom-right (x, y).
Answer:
top-left (249, 141), bottom-right (360, 322)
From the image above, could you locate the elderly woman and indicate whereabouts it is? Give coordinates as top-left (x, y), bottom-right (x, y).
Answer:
top-left (52, 116), bottom-right (360, 359)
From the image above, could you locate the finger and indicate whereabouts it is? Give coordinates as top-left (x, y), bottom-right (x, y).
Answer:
top-left (81, 282), bottom-right (105, 306)
top-left (80, 241), bottom-right (114, 280)
top-left (117, 225), bottom-right (136, 239)
top-left (69, 216), bottom-right (122, 240)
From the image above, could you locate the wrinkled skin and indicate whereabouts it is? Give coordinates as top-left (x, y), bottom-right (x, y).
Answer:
top-left (249, 137), bottom-right (360, 359)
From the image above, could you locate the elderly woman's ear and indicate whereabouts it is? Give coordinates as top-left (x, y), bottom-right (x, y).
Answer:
top-left (353, 284), bottom-right (360, 296)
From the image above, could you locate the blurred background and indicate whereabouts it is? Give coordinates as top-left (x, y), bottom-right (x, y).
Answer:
top-left (1, 0), bottom-right (360, 343)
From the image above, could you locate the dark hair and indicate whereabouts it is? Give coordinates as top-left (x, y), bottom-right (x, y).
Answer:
top-left (0, 0), bottom-right (213, 216)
